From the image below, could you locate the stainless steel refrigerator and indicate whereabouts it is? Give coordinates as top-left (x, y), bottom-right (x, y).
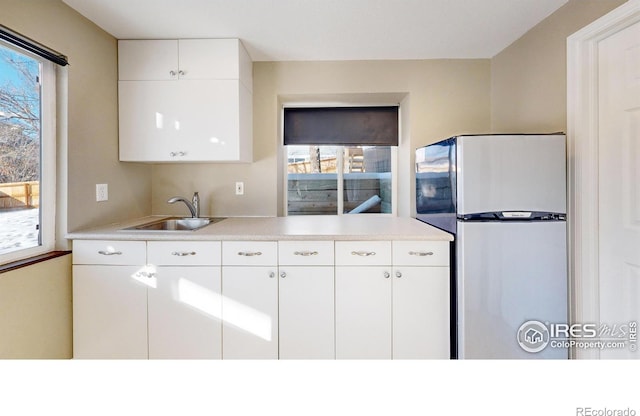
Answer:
top-left (416, 134), bottom-right (568, 359)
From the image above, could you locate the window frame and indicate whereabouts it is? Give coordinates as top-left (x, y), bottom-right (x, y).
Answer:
top-left (281, 104), bottom-right (398, 217)
top-left (0, 40), bottom-right (57, 265)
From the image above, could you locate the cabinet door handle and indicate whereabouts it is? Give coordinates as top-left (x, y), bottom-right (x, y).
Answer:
top-left (280, 272), bottom-right (287, 278)
top-left (294, 250), bottom-right (318, 256)
top-left (408, 251), bottom-right (434, 257)
top-left (98, 250), bottom-right (122, 256)
top-left (351, 251), bottom-right (376, 257)
top-left (383, 271), bottom-right (390, 279)
top-left (169, 70), bottom-right (177, 77)
top-left (170, 151), bottom-right (186, 157)
top-left (136, 271), bottom-right (156, 279)
top-left (269, 271), bottom-right (275, 278)
top-left (171, 251), bottom-right (196, 257)
top-left (396, 271), bottom-right (403, 278)
top-left (178, 70), bottom-right (185, 76)
top-left (238, 251), bottom-right (262, 257)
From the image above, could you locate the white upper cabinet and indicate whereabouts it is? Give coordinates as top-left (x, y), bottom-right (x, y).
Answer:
top-left (118, 40), bottom-right (178, 81)
top-left (118, 38), bottom-right (253, 162)
top-left (119, 39), bottom-right (252, 90)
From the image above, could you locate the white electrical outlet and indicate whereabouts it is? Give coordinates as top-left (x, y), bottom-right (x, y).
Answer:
top-left (96, 184), bottom-right (108, 202)
top-left (235, 182), bottom-right (244, 195)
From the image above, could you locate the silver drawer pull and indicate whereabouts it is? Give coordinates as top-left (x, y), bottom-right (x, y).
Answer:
top-left (172, 251), bottom-right (196, 257)
top-left (238, 251), bottom-right (262, 257)
top-left (136, 271), bottom-right (156, 279)
top-left (351, 251), bottom-right (376, 257)
top-left (294, 251), bottom-right (318, 256)
top-left (170, 151), bottom-right (186, 157)
top-left (409, 251), bottom-right (434, 257)
top-left (98, 250), bottom-right (122, 256)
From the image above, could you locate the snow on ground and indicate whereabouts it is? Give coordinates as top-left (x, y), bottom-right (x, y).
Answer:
top-left (0, 208), bottom-right (39, 255)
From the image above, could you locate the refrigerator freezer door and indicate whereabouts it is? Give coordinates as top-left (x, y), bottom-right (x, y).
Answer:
top-left (457, 221), bottom-right (568, 359)
top-left (457, 135), bottom-right (566, 215)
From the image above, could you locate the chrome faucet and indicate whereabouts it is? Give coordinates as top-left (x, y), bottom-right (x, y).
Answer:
top-left (167, 192), bottom-right (200, 218)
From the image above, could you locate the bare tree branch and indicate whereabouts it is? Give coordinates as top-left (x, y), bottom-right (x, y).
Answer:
top-left (0, 48), bottom-right (41, 183)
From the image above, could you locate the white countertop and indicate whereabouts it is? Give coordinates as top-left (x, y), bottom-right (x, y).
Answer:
top-left (66, 215), bottom-right (453, 242)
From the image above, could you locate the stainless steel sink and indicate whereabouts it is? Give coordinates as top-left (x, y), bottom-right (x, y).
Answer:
top-left (122, 217), bottom-right (226, 232)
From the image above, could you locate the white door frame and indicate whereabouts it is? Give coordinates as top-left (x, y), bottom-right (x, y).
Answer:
top-left (567, 0), bottom-right (640, 359)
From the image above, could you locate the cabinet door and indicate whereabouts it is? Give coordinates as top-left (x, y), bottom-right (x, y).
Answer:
top-left (118, 80), bottom-right (181, 161)
top-left (279, 266), bottom-right (334, 359)
top-left (335, 266), bottom-right (392, 359)
top-left (222, 266), bottom-right (278, 359)
top-left (148, 266), bottom-right (222, 359)
top-left (178, 39), bottom-right (239, 80)
top-left (176, 80), bottom-right (241, 161)
top-left (392, 267), bottom-right (450, 359)
top-left (118, 40), bottom-right (178, 81)
top-left (73, 265), bottom-right (148, 359)
top-left (119, 80), bottom-right (247, 162)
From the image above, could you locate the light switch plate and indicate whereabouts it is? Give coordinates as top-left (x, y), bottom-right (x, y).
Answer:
top-left (96, 184), bottom-right (108, 202)
top-left (235, 182), bottom-right (244, 195)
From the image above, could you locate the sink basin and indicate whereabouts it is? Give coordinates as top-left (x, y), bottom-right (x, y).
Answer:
top-left (122, 217), bottom-right (226, 232)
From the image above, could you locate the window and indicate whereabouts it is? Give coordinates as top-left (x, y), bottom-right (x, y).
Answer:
top-left (0, 30), bottom-right (61, 263)
top-left (284, 106), bottom-right (398, 216)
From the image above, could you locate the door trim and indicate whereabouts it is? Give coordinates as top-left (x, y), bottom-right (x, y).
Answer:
top-left (567, 0), bottom-right (640, 359)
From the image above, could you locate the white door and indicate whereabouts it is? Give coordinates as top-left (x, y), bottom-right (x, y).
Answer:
top-left (279, 266), bottom-right (335, 359)
top-left (335, 266), bottom-right (392, 359)
top-left (392, 266), bottom-right (450, 359)
top-left (73, 265), bottom-right (148, 359)
top-left (221, 267), bottom-right (278, 359)
top-left (148, 266), bottom-right (222, 359)
top-left (598, 20), bottom-right (640, 359)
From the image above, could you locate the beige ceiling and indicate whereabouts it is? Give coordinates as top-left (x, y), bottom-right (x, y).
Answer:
top-left (62, 0), bottom-right (569, 61)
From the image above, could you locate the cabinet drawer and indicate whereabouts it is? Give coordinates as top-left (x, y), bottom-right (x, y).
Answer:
top-left (278, 241), bottom-right (334, 266)
top-left (335, 241), bottom-right (392, 266)
top-left (222, 241), bottom-right (277, 266)
top-left (392, 241), bottom-right (450, 266)
top-left (73, 240), bottom-right (146, 265)
top-left (147, 241), bottom-right (221, 266)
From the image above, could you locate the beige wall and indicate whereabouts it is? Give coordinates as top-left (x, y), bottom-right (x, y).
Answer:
top-left (490, 0), bottom-right (626, 133)
top-left (152, 59), bottom-right (491, 217)
top-left (2, 0), bottom-right (152, 359)
top-left (0, 254), bottom-right (72, 358)
top-left (3, 0), bottom-right (152, 231)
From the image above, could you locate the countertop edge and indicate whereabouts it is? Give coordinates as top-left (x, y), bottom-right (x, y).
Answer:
top-left (66, 216), bottom-right (454, 242)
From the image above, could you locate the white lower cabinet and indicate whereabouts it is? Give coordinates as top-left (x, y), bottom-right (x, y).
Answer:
top-left (392, 266), bottom-right (450, 359)
top-left (221, 266), bottom-right (279, 359)
top-left (73, 238), bottom-right (449, 359)
top-left (278, 241), bottom-right (335, 359)
top-left (221, 241), bottom-right (279, 359)
top-left (73, 265), bottom-right (149, 359)
top-left (148, 266), bottom-right (222, 359)
top-left (73, 240), bottom-right (148, 359)
top-left (73, 240), bottom-right (222, 359)
top-left (148, 241), bottom-right (222, 359)
top-left (335, 241), bottom-right (450, 359)
top-left (279, 266), bottom-right (334, 359)
top-left (336, 266), bottom-right (392, 359)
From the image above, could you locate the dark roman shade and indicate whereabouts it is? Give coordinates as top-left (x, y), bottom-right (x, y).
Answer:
top-left (0, 24), bottom-right (68, 66)
top-left (284, 106), bottom-right (398, 146)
